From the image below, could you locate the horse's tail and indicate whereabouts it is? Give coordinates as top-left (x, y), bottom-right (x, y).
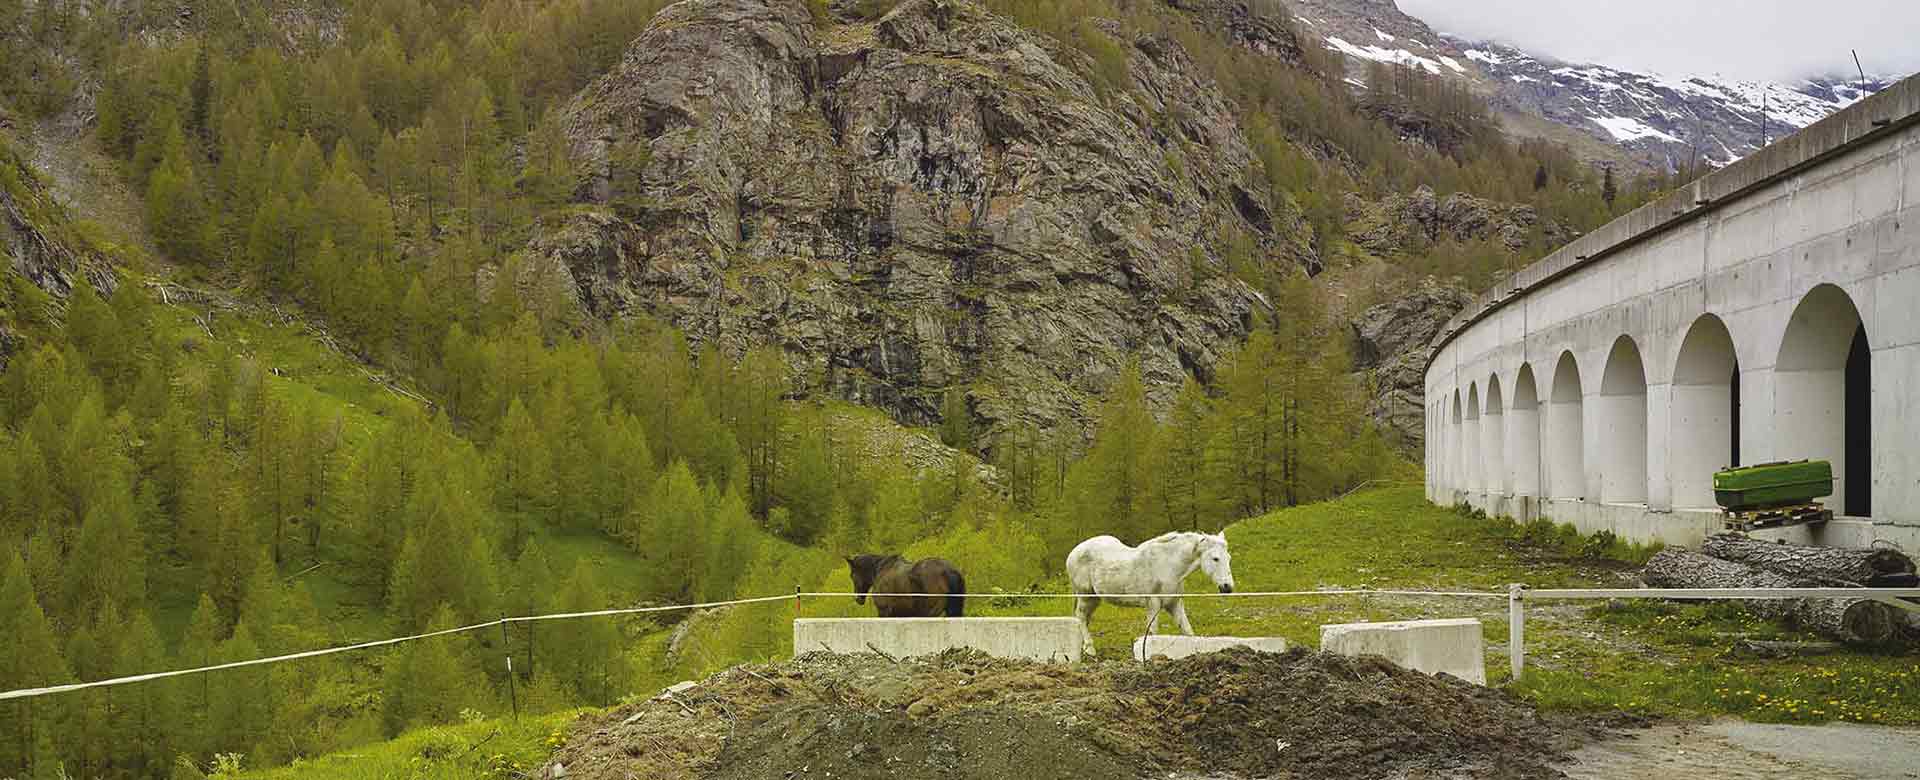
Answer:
top-left (945, 569), bottom-right (966, 617)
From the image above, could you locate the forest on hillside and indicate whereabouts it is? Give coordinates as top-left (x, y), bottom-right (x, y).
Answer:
top-left (0, 0), bottom-right (1687, 776)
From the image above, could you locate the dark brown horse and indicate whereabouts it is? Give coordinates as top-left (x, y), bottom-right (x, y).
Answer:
top-left (845, 555), bottom-right (967, 617)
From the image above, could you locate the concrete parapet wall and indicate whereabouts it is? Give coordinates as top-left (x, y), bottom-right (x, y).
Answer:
top-left (794, 618), bottom-right (1084, 662)
top-left (1320, 618), bottom-right (1486, 685)
top-left (1132, 635), bottom-right (1288, 661)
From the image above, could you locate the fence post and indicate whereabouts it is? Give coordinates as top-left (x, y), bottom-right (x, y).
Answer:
top-left (1507, 584), bottom-right (1527, 682)
top-left (501, 617), bottom-right (518, 722)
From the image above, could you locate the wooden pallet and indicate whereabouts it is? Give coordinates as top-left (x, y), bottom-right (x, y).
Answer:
top-left (1722, 503), bottom-right (1832, 533)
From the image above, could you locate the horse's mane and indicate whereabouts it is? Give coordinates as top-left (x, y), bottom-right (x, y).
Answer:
top-left (849, 553), bottom-right (905, 573)
top-left (1136, 534), bottom-right (1213, 545)
top-left (1139, 531), bottom-right (1221, 548)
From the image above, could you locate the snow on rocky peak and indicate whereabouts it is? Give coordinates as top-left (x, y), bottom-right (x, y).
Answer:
top-left (1282, 0), bottom-right (1898, 170)
top-left (1468, 40), bottom-right (1895, 167)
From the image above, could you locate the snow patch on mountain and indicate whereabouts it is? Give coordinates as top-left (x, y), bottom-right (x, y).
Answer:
top-left (1326, 36), bottom-right (1447, 75)
top-left (1589, 115), bottom-right (1682, 144)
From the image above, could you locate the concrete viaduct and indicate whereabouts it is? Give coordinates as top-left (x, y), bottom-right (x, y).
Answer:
top-left (1424, 75), bottom-right (1920, 550)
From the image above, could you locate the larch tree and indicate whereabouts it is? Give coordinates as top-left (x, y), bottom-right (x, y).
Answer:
top-left (114, 610), bottom-right (176, 777)
top-left (381, 604), bottom-right (482, 735)
top-left (1155, 376), bottom-right (1220, 532)
top-left (1065, 362), bottom-right (1159, 542)
top-left (177, 594), bottom-right (225, 759)
top-left (543, 562), bottom-right (624, 704)
top-left (0, 552), bottom-right (71, 779)
top-left (388, 472), bottom-right (500, 629)
top-left (493, 397), bottom-right (558, 552)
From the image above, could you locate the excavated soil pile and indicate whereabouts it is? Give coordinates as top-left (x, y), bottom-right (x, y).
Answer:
top-left (544, 648), bottom-right (1597, 780)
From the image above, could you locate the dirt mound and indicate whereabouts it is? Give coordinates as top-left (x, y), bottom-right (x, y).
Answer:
top-left (544, 648), bottom-right (1602, 780)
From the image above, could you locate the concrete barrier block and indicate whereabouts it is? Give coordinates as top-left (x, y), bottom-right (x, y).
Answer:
top-left (1319, 618), bottom-right (1486, 685)
top-left (793, 618), bottom-right (1084, 662)
top-left (1132, 635), bottom-right (1288, 661)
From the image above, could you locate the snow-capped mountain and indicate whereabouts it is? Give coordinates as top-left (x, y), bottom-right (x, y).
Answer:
top-left (1284, 0), bottom-right (1898, 170)
top-left (1462, 42), bottom-right (1893, 168)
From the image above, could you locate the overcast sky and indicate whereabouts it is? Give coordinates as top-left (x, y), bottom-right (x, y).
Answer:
top-left (1397, 0), bottom-right (1920, 82)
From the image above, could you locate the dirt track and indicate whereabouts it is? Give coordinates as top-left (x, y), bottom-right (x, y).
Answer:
top-left (545, 648), bottom-right (1610, 780)
top-left (1562, 720), bottom-right (1920, 780)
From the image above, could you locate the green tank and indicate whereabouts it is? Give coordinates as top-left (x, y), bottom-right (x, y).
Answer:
top-left (1713, 460), bottom-right (1833, 511)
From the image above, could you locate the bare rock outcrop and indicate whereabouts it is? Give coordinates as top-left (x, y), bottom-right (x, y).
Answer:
top-left (1, 134), bottom-right (116, 368)
top-left (528, 0), bottom-right (1308, 437)
top-left (1349, 277), bottom-right (1470, 447)
top-left (1346, 185), bottom-right (1566, 257)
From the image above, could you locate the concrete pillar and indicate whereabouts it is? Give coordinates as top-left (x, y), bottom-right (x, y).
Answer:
top-left (1875, 343), bottom-right (1918, 526)
top-left (1646, 382), bottom-right (1673, 511)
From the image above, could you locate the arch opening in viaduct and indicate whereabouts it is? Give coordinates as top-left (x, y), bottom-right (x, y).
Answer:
top-left (1671, 315), bottom-right (1739, 510)
top-left (1464, 383), bottom-right (1482, 493)
top-left (1774, 283), bottom-right (1872, 517)
top-left (1599, 336), bottom-right (1649, 505)
top-left (1507, 365), bottom-right (1541, 498)
top-left (1483, 375), bottom-right (1505, 496)
top-left (1547, 351), bottom-right (1584, 501)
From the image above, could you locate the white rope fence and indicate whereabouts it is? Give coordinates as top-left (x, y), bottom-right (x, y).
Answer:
top-left (0, 593), bottom-right (793, 703)
top-left (1504, 585), bottom-right (1920, 680)
top-left (805, 589), bottom-right (1512, 600)
top-left (5, 585), bottom-right (1913, 701)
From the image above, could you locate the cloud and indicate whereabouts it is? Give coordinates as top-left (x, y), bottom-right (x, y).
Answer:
top-left (1397, 0), bottom-right (1920, 82)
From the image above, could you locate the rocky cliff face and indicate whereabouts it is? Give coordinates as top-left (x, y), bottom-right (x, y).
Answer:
top-left (0, 131), bottom-right (114, 365)
top-left (1349, 277), bottom-right (1469, 446)
top-left (1344, 184), bottom-right (1564, 258)
top-left (530, 0), bottom-right (1309, 439)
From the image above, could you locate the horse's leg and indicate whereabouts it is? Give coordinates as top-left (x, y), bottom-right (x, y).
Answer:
top-left (1144, 597), bottom-right (1164, 636)
top-left (1169, 598), bottom-right (1196, 635)
top-left (1074, 596), bottom-right (1099, 655)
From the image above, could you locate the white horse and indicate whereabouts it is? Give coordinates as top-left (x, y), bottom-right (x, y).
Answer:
top-left (1066, 531), bottom-right (1236, 655)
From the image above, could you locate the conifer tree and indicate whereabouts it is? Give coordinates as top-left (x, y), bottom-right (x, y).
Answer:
top-left (381, 605), bottom-right (480, 735)
top-left (389, 472), bottom-right (499, 629)
top-left (116, 610), bottom-right (176, 776)
top-left (734, 347), bottom-right (787, 516)
top-left (147, 122), bottom-right (213, 263)
top-left (0, 552), bottom-right (71, 779)
top-left (704, 485), bottom-right (759, 601)
top-left (544, 562), bottom-right (624, 703)
top-left (208, 621), bottom-right (269, 755)
top-left (1212, 324), bottom-right (1286, 517)
top-left (1156, 376), bottom-right (1219, 532)
top-left (1064, 363), bottom-right (1158, 542)
top-left (625, 461), bottom-right (706, 600)
top-left (63, 485), bottom-right (147, 616)
top-left (65, 612), bottom-right (116, 777)
top-left (493, 397), bottom-right (557, 551)
top-left (939, 388), bottom-right (973, 451)
top-left (773, 411), bottom-right (835, 544)
top-left (178, 595), bottom-right (224, 759)
top-left (585, 411), bottom-right (654, 534)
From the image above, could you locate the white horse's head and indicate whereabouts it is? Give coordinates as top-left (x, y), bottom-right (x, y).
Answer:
top-left (1196, 533), bottom-right (1235, 593)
